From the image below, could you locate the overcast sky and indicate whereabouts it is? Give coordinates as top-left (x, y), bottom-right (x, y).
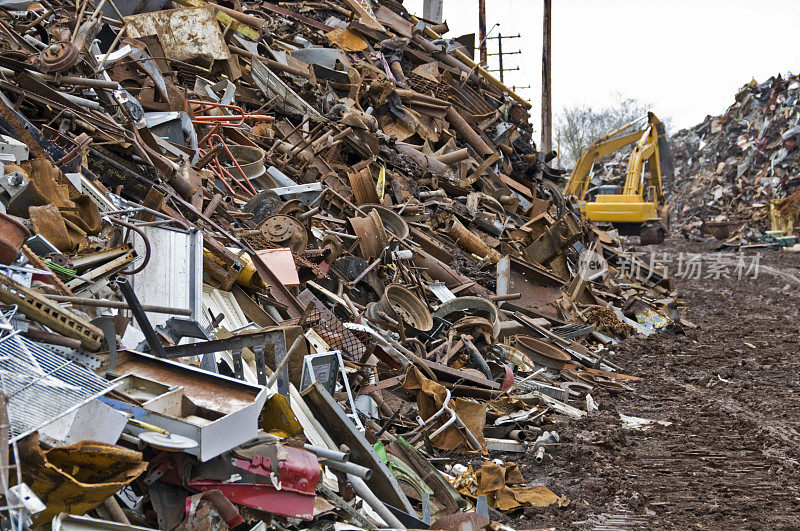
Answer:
top-left (403, 0), bottom-right (800, 134)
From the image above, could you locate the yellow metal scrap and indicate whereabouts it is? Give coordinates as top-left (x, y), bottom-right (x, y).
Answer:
top-left (18, 433), bottom-right (147, 525)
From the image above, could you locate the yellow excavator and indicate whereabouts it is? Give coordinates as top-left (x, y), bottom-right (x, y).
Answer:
top-left (563, 112), bottom-right (673, 244)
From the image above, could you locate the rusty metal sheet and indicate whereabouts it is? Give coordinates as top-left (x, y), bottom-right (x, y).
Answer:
top-left (496, 255), bottom-right (564, 321)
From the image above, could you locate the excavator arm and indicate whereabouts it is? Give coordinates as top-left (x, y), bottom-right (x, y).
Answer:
top-left (563, 118), bottom-right (650, 200)
top-left (563, 112), bottom-right (672, 244)
top-left (622, 113), bottom-right (666, 202)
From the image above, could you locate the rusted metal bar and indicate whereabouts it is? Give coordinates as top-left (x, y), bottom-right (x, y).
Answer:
top-left (43, 295), bottom-right (193, 315)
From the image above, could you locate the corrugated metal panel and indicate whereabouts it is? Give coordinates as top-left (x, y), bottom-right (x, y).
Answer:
top-left (130, 225), bottom-right (202, 329)
top-left (201, 285), bottom-right (250, 332)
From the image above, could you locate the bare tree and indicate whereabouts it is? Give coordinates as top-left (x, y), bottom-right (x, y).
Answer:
top-left (555, 94), bottom-right (665, 169)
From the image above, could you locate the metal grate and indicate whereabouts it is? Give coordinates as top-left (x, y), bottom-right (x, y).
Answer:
top-left (288, 308), bottom-right (368, 360)
top-left (0, 307), bottom-right (117, 442)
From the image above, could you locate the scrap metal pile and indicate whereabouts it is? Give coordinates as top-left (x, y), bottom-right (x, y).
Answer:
top-left (0, 0), bottom-right (679, 529)
top-left (670, 74), bottom-right (800, 244)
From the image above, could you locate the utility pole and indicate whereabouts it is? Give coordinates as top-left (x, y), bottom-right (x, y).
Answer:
top-left (487, 33), bottom-right (521, 84)
top-left (541, 0), bottom-right (552, 152)
top-left (478, 0), bottom-right (487, 66)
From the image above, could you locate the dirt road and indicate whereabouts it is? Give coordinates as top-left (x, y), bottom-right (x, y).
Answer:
top-left (508, 240), bottom-right (800, 529)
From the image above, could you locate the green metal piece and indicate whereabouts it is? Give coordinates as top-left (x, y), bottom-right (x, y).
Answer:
top-left (374, 440), bottom-right (433, 496)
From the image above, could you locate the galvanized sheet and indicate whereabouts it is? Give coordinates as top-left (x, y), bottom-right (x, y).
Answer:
top-left (130, 225), bottom-right (202, 329)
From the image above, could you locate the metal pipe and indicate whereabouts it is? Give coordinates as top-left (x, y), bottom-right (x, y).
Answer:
top-left (43, 295), bottom-right (193, 315)
top-left (0, 394), bottom-right (9, 497)
top-left (488, 293), bottom-right (521, 302)
top-left (445, 217), bottom-right (502, 263)
top-left (461, 335), bottom-right (493, 380)
top-left (320, 458), bottom-right (372, 480)
top-left (59, 91), bottom-right (103, 111)
top-left (106, 217), bottom-right (151, 275)
top-left (202, 193), bottom-right (224, 218)
top-left (304, 444), bottom-right (349, 463)
top-left (297, 207), bottom-right (319, 221)
top-left (395, 142), bottom-right (449, 175)
top-left (445, 106), bottom-right (494, 157)
top-left (508, 429), bottom-right (527, 441)
top-left (102, 497), bottom-right (131, 525)
top-left (351, 255), bottom-right (382, 286)
top-left (115, 277), bottom-right (166, 358)
top-left (534, 445), bottom-right (551, 464)
top-left (347, 474), bottom-right (405, 530)
top-left (435, 148), bottom-right (470, 165)
top-left (22, 327), bottom-right (83, 349)
top-left (207, 2), bottom-right (266, 30)
top-left (409, 389), bottom-right (452, 437)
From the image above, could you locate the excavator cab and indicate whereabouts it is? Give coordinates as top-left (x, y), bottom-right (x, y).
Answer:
top-left (564, 113), bottom-right (673, 244)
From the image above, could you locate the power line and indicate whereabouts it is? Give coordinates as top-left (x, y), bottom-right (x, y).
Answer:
top-left (486, 33), bottom-right (521, 84)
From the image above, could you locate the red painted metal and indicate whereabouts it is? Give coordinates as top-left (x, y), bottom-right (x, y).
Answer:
top-left (191, 447), bottom-right (319, 518)
top-left (188, 480), bottom-right (316, 519)
top-left (145, 447), bottom-right (320, 519)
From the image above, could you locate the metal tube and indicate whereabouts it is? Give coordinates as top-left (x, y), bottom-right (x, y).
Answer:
top-left (43, 295), bottom-right (193, 315)
top-left (534, 445), bottom-right (551, 464)
top-left (347, 474), bottom-right (405, 529)
top-left (445, 217), bottom-right (502, 263)
top-left (407, 388), bottom-right (452, 444)
top-left (0, 394), bottom-right (10, 496)
top-left (508, 429), bottom-right (527, 441)
top-left (426, 408), bottom-right (458, 441)
top-left (297, 207), bottom-right (319, 221)
top-left (445, 106), bottom-right (494, 157)
top-left (115, 277), bottom-right (166, 358)
top-left (207, 2), bottom-right (266, 30)
top-left (435, 147), bottom-right (470, 165)
top-left (451, 412), bottom-right (483, 450)
top-left (202, 193), bottom-right (224, 218)
top-left (22, 327), bottom-right (83, 349)
top-left (461, 335), bottom-right (494, 380)
top-left (59, 91), bottom-right (103, 111)
top-left (321, 458), bottom-right (372, 480)
top-left (106, 217), bottom-right (151, 275)
top-left (304, 444), bottom-right (349, 463)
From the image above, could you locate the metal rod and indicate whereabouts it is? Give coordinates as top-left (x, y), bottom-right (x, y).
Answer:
top-left (461, 335), bottom-right (494, 380)
top-left (347, 474), bottom-right (405, 529)
top-left (21, 327), bottom-right (83, 349)
top-left (115, 277), bottom-right (167, 358)
top-left (43, 295), bottom-right (193, 315)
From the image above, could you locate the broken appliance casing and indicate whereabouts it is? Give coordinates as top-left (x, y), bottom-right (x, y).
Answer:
top-left (103, 350), bottom-right (268, 461)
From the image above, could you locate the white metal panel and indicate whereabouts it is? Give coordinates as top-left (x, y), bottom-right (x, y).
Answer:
top-left (130, 225), bottom-right (202, 329)
top-left (201, 285), bottom-right (249, 331)
top-left (39, 399), bottom-right (128, 446)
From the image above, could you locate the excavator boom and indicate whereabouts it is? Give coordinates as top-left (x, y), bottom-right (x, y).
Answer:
top-left (563, 112), bottom-right (672, 243)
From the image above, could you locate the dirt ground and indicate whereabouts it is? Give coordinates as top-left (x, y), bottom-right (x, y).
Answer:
top-left (501, 239), bottom-right (800, 529)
